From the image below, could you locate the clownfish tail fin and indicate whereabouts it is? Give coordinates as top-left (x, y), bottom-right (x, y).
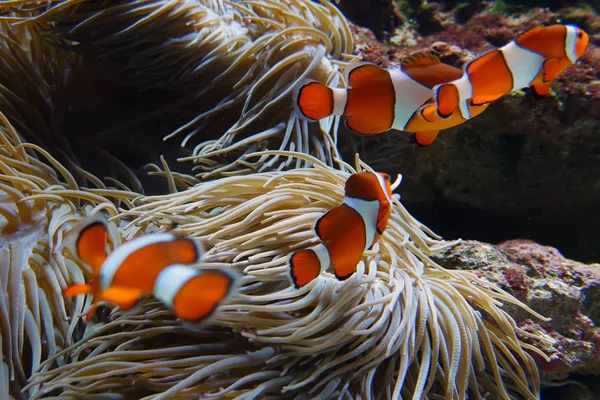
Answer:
top-left (158, 266), bottom-right (241, 324)
top-left (63, 283), bottom-right (93, 297)
top-left (289, 245), bottom-right (328, 289)
top-left (433, 83), bottom-right (459, 119)
top-left (294, 80), bottom-right (334, 121)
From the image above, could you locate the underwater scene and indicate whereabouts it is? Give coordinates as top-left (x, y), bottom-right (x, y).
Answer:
top-left (0, 0), bottom-right (598, 399)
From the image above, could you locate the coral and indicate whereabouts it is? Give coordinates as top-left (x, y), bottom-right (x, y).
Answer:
top-left (337, 0), bottom-right (404, 40)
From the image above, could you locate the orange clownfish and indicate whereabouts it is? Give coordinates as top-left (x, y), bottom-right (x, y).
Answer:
top-left (426, 24), bottom-right (589, 120)
top-left (63, 216), bottom-right (238, 323)
top-left (294, 53), bottom-right (489, 146)
top-left (289, 171), bottom-right (393, 288)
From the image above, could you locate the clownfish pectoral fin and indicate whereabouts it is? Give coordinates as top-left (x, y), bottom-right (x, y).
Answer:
top-left (541, 58), bottom-right (564, 83)
top-left (345, 116), bottom-right (390, 135)
top-left (63, 283), bottom-right (93, 297)
top-left (170, 269), bottom-right (239, 323)
top-left (295, 80), bottom-right (334, 121)
top-left (346, 62), bottom-right (389, 89)
top-left (75, 218), bottom-right (109, 271)
top-left (434, 84), bottom-right (459, 119)
top-left (100, 286), bottom-right (144, 310)
top-left (419, 104), bottom-right (438, 123)
top-left (289, 248), bottom-right (323, 288)
top-left (414, 130), bottom-right (440, 146)
top-left (531, 82), bottom-right (552, 98)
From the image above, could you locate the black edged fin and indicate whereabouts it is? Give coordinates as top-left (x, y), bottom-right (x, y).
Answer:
top-left (346, 62), bottom-right (388, 89)
top-left (515, 26), bottom-right (544, 43)
top-left (401, 52), bottom-right (441, 71)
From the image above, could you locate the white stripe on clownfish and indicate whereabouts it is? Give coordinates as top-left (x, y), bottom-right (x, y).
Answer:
top-left (341, 196), bottom-right (380, 251)
top-left (389, 67), bottom-right (436, 131)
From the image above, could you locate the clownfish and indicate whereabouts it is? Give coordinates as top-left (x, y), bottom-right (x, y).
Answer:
top-left (289, 171), bottom-right (393, 288)
top-left (63, 216), bottom-right (238, 323)
top-left (425, 24), bottom-right (589, 120)
top-left (294, 53), bottom-right (489, 146)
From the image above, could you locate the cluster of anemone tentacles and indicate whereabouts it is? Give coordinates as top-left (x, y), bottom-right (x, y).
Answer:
top-left (1, 0), bottom-right (355, 180)
top-left (0, 1), bottom-right (552, 399)
top-left (1, 116), bottom-right (548, 399)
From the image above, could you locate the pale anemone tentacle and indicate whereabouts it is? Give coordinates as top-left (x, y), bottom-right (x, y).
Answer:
top-left (21, 149), bottom-right (551, 399)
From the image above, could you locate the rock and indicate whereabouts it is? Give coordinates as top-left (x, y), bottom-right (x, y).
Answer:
top-left (336, 0), bottom-right (403, 40)
top-left (431, 239), bottom-right (600, 382)
top-left (336, 6), bottom-right (600, 262)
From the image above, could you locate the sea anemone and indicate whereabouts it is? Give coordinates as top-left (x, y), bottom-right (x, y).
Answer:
top-left (4, 0), bottom-right (355, 179)
top-left (18, 150), bottom-right (548, 399)
top-left (0, 14), bottom-right (147, 193)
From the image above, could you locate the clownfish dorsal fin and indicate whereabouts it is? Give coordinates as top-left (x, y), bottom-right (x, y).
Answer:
top-left (401, 52), bottom-right (440, 71)
top-left (515, 26), bottom-right (544, 47)
top-left (515, 26), bottom-right (544, 42)
top-left (346, 62), bottom-right (389, 89)
top-left (541, 58), bottom-right (564, 83)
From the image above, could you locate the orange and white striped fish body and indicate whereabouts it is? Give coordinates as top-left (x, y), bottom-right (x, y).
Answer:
top-left (63, 217), bottom-right (238, 323)
top-left (294, 53), bottom-right (489, 146)
top-left (426, 24), bottom-right (589, 120)
top-left (289, 171), bottom-right (393, 288)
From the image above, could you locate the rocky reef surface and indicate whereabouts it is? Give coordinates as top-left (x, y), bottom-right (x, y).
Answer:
top-left (336, 0), bottom-right (600, 264)
top-left (431, 239), bottom-right (600, 398)
top-left (434, 241), bottom-right (600, 374)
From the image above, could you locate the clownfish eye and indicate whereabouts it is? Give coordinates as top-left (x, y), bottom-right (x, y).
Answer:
top-left (577, 31), bottom-right (583, 39)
